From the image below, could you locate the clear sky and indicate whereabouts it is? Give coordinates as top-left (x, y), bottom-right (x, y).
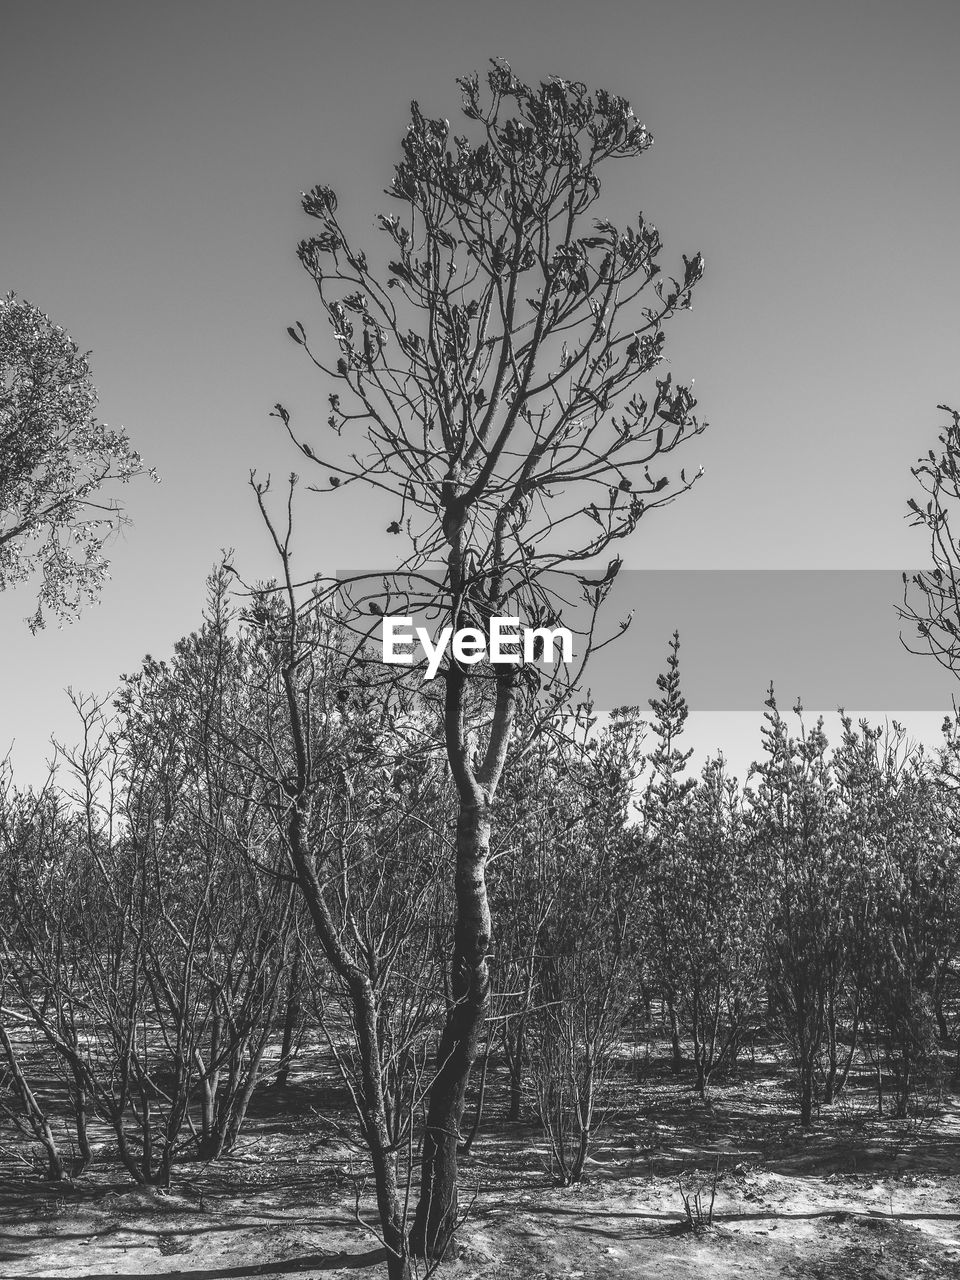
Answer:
top-left (3, 0), bottom-right (960, 785)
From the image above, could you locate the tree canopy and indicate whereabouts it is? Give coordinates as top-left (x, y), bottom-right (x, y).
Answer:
top-left (0, 294), bottom-right (147, 629)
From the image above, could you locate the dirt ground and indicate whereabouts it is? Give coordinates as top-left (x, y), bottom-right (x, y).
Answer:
top-left (2, 1055), bottom-right (959, 1279)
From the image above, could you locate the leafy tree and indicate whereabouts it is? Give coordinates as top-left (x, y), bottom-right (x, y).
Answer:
top-left (932, 715), bottom-right (960, 1047)
top-left (641, 632), bottom-right (696, 1073)
top-left (864, 757), bottom-right (949, 1115)
top-left (279, 62), bottom-right (707, 1257)
top-left (0, 294), bottom-right (147, 629)
top-left (835, 721), bottom-right (957, 1115)
top-left (748, 694), bottom-right (850, 1126)
top-left (641, 636), bottom-right (767, 1095)
top-left (526, 705), bottom-right (644, 1184)
top-left (900, 404), bottom-right (960, 673)
top-left (652, 754), bottom-right (765, 1097)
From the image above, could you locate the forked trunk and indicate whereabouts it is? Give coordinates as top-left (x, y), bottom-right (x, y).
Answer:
top-left (281, 752), bottom-right (412, 1280)
top-left (409, 798), bottom-right (492, 1260)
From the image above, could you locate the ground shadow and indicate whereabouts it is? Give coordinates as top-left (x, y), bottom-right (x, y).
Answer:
top-left (15, 1245), bottom-right (389, 1280)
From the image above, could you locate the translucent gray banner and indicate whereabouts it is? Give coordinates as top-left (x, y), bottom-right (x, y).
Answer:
top-left (336, 570), bottom-right (958, 712)
top-left (585, 570), bottom-right (952, 713)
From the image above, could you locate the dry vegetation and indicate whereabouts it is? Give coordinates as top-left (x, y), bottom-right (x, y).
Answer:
top-left (2, 1030), bottom-right (960, 1279)
top-left (6, 61), bottom-right (960, 1280)
top-left (3, 597), bottom-right (960, 1280)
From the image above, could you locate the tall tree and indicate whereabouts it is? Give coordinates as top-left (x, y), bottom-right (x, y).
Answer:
top-left (748, 694), bottom-right (849, 1126)
top-left (278, 61), bottom-right (708, 1258)
top-left (641, 631), bottom-right (696, 1075)
top-left (0, 294), bottom-right (147, 629)
top-left (901, 403), bottom-right (960, 673)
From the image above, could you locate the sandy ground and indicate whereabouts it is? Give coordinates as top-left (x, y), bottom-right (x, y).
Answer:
top-left (2, 1062), bottom-right (960, 1278)
top-left (2, 1165), bottom-right (959, 1280)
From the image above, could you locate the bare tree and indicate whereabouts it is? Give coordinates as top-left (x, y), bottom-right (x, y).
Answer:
top-left (0, 615), bottom-right (297, 1187)
top-left (208, 549), bottom-right (454, 1280)
top-left (277, 60), bottom-right (707, 1258)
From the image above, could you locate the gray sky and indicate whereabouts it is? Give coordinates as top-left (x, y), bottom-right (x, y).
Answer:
top-left (3, 0), bottom-right (960, 784)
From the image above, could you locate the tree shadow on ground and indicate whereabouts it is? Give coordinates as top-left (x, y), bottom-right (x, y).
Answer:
top-left (0, 1245), bottom-right (389, 1280)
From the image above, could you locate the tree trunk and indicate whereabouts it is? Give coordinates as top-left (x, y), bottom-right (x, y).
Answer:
top-left (276, 939), bottom-right (304, 1089)
top-left (692, 995), bottom-right (706, 1098)
top-left (933, 960), bottom-right (951, 1045)
top-left (833, 1002), bottom-right (861, 1101)
top-left (63, 1056), bottom-right (93, 1175)
top-left (667, 996), bottom-right (682, 1076)
top-left (822, 1019), bottom-right (837, 1105)
top-left (798, 1059), bottom-right (814, 1128)
top-left (569, 1054), bottom-right (595, 1184)
top-left (409, 797), bottom-right (492, 1261)
top-left (281, 768), bottom-right (412, 1280)
top-left (822, 979), bottom-right (842, 1105)
top-left (894, 1044), bottom-right (912, 1120)
top-left (0, 1023), bottom-right (65, 1181)
top-left (348, 976), bottom-right (411, 1280)
top-left (72, 1084), bottom-right (92, 1174)
top-left (505, 1016), bottom-right (525, 1122)
top-left (461, 1040), bottom-right (490, 1155)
